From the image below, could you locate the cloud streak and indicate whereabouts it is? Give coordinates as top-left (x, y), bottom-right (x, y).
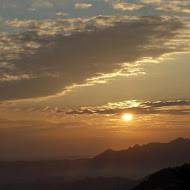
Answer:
top-left (64, 100), bottom-right (190, 116)
top-left (113, 3), bottom-right (144, 11)
top-left (157, 1), bottom-right (190, 13)
top-left (74, 3), bottom-right (92, 9)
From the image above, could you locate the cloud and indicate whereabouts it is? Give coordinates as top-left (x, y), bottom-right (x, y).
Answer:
top-left (113, 3), bottom-right (144, 11)
top-left (56, 12), bottom-right (68, 16)
top-left (74, 3), bottom-right (92, 9)
top-left (0, 16), bottom-right (187, 101)
top-left (140, 0), bottom-right (162, 4)
top-left (0, 74), bottom-right (32, 82)
top-left (31, 0), bottom-right (54, 9)
top-left (64, 100), bottom-right (190, 116)
top-left (28, 8), bottom-right (36, 11)
top-left (157, 1), bottom-right (190, 13)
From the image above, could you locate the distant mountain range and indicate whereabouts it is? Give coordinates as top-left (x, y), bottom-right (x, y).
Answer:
top-left (1, 162), bottom-right (190, 190)
top-left (0, 177), bottom-right (137, 190)
top-left (1, 137), bottom-right (190, 183)
top-left (90, 137), bottom-right (190, 178)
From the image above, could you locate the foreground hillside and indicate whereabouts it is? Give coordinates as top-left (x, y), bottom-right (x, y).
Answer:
top-left (131, 163), bottom-right (190, 190)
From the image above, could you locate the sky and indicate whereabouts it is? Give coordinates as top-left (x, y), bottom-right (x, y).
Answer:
top-left (0, 0), bottom-right (190, 160)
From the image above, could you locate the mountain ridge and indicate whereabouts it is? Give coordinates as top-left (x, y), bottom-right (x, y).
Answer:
top-left (1, 137), bottom-right (190, 182)
top-left (93, 137), bottom-right (190, 160)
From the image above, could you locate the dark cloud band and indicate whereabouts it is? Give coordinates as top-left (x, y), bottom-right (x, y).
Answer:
top-left (0, 16), bottom-right (185, 100)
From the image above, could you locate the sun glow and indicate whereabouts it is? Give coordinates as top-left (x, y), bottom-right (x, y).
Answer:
top-left (122, 113), bottom-right (133, 121)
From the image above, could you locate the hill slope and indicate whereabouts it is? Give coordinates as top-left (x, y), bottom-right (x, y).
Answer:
top-left (131, 163), bottom-right (190, 190)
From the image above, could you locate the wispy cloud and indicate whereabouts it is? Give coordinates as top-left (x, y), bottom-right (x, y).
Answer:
top-left (157, 1), bottom-right (190, 13)
top-left (74, 3), bottom-right (92, 9)
top-left (56, 12), bottom-right (68, 16)
top-left (31, 0), bottom-right (54, 9)
top-left (113, 3), bottom-right (144, 11)
top-left (64, 100), bottom-right (190, 116)
top-left (140, 0), bottom-right (162, 4)
top-left (0, 74), bottom-right (32, 82)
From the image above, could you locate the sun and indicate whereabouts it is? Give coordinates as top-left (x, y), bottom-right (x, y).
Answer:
top-left (122, 113), bottom-right (133, 121)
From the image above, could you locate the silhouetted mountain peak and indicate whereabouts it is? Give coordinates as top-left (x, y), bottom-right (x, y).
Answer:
top-left (133, 144), bottom-right (140, 149)
top-left (105, 149), bottom-right (114, 153)
top-left (93, 149), bottom-right (116, 159)
top-left (101, 149), bottom-right (116, 155)
top-left (170, 137), bottom-right (190, 144)
top-left (93, 137), bottom-right (190, 162)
